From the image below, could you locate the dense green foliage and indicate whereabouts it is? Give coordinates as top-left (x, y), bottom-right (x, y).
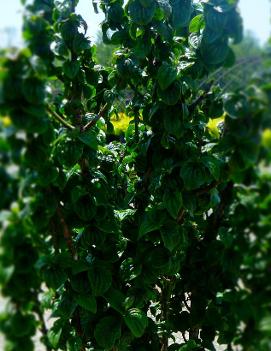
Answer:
top-left (0, 0), bottom-right (271, 351)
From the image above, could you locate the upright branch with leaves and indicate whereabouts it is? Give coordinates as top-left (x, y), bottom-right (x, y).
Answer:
top-left (0, 0), bottom-right (271, 351)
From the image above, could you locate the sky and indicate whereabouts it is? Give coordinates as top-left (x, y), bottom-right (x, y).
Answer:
top-left (0, 0), bottom-right (270, 47)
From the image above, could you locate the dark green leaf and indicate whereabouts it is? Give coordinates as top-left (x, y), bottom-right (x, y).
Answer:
top-left (124, 308), bottom-right (148, 337)
top-left (158, 81), bottom-right (182, 105)
top-left (88, 262), bottom-right (112, 296)
top-left (78, 129), bottom-right (98, 149)
top-left (157, 62), bottom-right (177, 90)
top-left (170, 0), bottom-right (193, 30)
top-left (139, 208), bottom-right (164, 238)
top-left (63, 60), bottom-right (80, 79)
top-left (75, 294), bottom-right (97, 313)
top-left (180, 162), bottom-right (209, 190)
top-left (94, 316), bottom-right (121, 349)
top-left (163, 190), bottom-right (183, 218)
top-left (160, 222), bottom-right (185, 251)
top-left (128, 0), bottom-right (156, 25)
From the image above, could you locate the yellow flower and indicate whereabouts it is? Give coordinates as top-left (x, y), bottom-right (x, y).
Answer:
top-left (262, 128), bottom-right (271, 149)
top-left (111, 112), bottom-right (132, 135)
top-left (207, 115), bottom-right (225, 139)
top-left (1, 116), bottom-right (12, 127)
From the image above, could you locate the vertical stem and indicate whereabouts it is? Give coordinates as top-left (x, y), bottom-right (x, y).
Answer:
top-left (34, 299), bottom-right (52, 351)
top-left (134, 108), bottom-right (139, 143)
top-left (189, 291), bottom-right (200, 341)
top-left (71, 0), bottom-right (76, 12)
top-left (56, 207), bottom-right (76, 258)
top-left (160, 288), bottom-right (169, 351)
top-left (160, 277), bottom-right (174, 351)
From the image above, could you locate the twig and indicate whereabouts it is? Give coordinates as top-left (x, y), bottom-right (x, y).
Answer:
top-left (82, 103), bottom-right (108, 132)
top-left (177, 209), bottom-right (185, 224)
top-left (56, 207), bottom-right (76, 258)
top-left (33, 300), bottom-right (52, 351)
top-left (194, 180), bottom-right (220, 196)
top-left (181, 331), bottom-right (188, 343)
top-left (134, 111), bottom-right (140, 143)
top-left (188, 82), bottom-right (213, 114)
top-left (183, 298), bottom-right (191, 312)
top-left (71, 0), bottom-right (76, 12)
top-left (46, 106), bottom-right (75, 130)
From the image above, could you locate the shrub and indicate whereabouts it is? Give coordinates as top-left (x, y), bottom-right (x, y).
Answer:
top-left (0, 1), bottom-right (271, 351)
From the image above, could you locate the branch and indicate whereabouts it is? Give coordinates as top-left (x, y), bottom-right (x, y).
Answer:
top-left (82, 103), bottom-right (108, 132)
top-left (183, 298), bottom-right (191, 312)
top-left (181, 332), bottom-right (188, 343)
top-left (71, 0), bottom-right (76, 12)
top-left (188, 82), bottom-right (213, 114)
top-left (56, 207), bottom-right (76, 258)
top-left (46, 106), bottom-right (75, 130)
top-left (204, 181), bottom-right (234, 243)
top-left (194, 180), bottom-right (220, 196)
top-left (177, 209), bottom-right (185, 224)
top-left (33, 297), bottom-right (52, 351)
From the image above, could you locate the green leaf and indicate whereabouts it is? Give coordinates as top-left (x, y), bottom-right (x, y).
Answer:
top-left (78, 129), bottom-right (98, 150)
top-left (108, 3), bottom-right (124, 23)
top-left (202, 155), bottom-right (221, 180)
top-left (48, 328), bottom-right (62, 349)
top-left (52, 295), bottom-right (77, 319)
top-left (70, 273), bottom-right (91, 293)
top-left (163, 112), bottom-right (183, 138)
top-left (43, 268), bottom-right (68, 289)
top-left (180, 162), bottom-right (209, 190)
top-left (139, 0), bottom-right (155, 7)
top-left (139, 208), bottom-right (164, 238)
top-left (114, 209), bottom-right (137, 221)
top-left (224, 93), bottom-right (248, 119)
top-left (72, 33), bottom-right (90, 53)
top-left (205, 8), bottom-right (227, 33)
top-left (104, 287), bottom-right (126, 313)
top-left (160, 222), bottom-right (186, 251)
top-left (154, 21), bottom-right (172, 41)
top-left (200, 39), bottom-right (229, 65)
top-left (75, 294), bottom-right (97, 313)
top-left (10, 313), bottom-right (36, 338)
top-left (158, 81), bottom-right (182, 105)
top-left (259, 317), bottom-right (271, 334)
top-left (178, 340), bottom-right (199, 350)
top-left (71, 260), bottom-right (91, 275)
top-left (63, 60), bottom-right (80, 79)
top-left (147, 247), bottom-right (172, 273)
top-left (170, 0), bottom-right (193, 30)
top-left (163, 190), bottom-right (183, 219)
top-left (55, 137), bottom-right (84, 168)
top-left (210, 188), bottom-right (220, 207)
top-left (157, 62), bottom-right (177, 90)
top-left (88, 261), bottom-right (112, 296)
top-left (124, 308), bottom-right (148, 337)
top-left (66, 336), bottom-right (83, 351)
top-left (189, 14), bottom-right (204, 33)
top-left (22, 78), bottom-right (45, 104)
top-left (71, 185), bottom-right (88, 203)
top-left (156, 0), bottom-right (172, 19)
top-left (94, 316), bottom-right (121, 349)
top-left (128, 0), bottom-right (156, 25)
top-left (73, 194), bottom-right (96, 222)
